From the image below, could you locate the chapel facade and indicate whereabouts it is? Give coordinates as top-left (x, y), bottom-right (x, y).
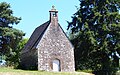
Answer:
top-left (20, 6), bottom-right (75, 72)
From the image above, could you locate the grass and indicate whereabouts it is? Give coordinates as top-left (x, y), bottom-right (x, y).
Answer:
top-left (0, 67), bottom-right (94, 75)
top-left (77, 69), bottom-right (93, 73)
top-left (116, 71), bottom-right (120, 75)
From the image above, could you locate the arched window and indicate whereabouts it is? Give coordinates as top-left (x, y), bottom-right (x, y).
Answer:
top-left (52, 59), bottom-right (60, 72)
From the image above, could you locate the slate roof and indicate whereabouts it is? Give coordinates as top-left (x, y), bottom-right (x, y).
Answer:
top-left (22, 20), bottom-right (74, 54)
top-left (22, 21), bottom-right (50, 53)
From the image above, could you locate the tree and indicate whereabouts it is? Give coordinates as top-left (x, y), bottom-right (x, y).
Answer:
top-left (4, 28), bottom-right (25, 67)
top-left (68, 0), bottom-right (120, 75)
top-left (0, 2), bottom-right (21, 27)
top-left (6, 38), bottom-right (28, 68)
top-left (0, 2), bottom-right (21, 53)
top-left (0, 2), bottom-right (24, 67)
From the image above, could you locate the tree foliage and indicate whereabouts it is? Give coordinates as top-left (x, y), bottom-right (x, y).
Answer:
top-left (68, 0), bottom-right (120, 75)
top-left (0, 2), bottom-right (21, 53)
top-left (0, 2), bottom-right (24, 67)
top-left (0, 2), bottom-right (21, 27)
top-left (6, 38), bottom-right (28, 68)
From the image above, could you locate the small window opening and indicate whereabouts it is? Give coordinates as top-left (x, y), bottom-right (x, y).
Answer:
top-left (51, 12), bottom-right (57, 17)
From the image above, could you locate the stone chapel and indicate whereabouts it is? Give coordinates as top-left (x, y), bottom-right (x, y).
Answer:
top-left (20, 6), bottom-right (75, 72)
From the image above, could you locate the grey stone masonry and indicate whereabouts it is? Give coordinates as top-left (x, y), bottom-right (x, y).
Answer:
top-left (20, 6), bottom-right (75, 72)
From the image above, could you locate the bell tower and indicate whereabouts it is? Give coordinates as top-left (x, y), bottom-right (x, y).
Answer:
top-left (49, 6), bottom-right (58, 22)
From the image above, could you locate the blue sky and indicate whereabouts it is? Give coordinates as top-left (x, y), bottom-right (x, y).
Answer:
top-left (0, 0), bottom-right (79, 38)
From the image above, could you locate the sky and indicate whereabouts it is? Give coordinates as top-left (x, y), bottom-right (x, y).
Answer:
top-left (0, 0), bottom-right (79, 38)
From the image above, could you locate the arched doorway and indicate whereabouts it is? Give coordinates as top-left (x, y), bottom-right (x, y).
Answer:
top-left (53, 59), bottom-right (60, 72)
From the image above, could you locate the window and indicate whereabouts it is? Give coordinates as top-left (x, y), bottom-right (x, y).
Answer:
top-left (51, 12), bottom-right (57, 17)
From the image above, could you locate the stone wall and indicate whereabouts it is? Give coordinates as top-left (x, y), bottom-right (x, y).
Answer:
top-left (37, 19), bottom-right (75, 72)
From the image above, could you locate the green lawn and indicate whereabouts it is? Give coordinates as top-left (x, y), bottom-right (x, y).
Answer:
top-left (0, 67), bottom-right (94, 75)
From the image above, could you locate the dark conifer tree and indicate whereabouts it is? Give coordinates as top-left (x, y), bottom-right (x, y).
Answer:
top-left (0, 2), bottom-right (24, 66)
top-left (68, 0), bottom-right (120, 74)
